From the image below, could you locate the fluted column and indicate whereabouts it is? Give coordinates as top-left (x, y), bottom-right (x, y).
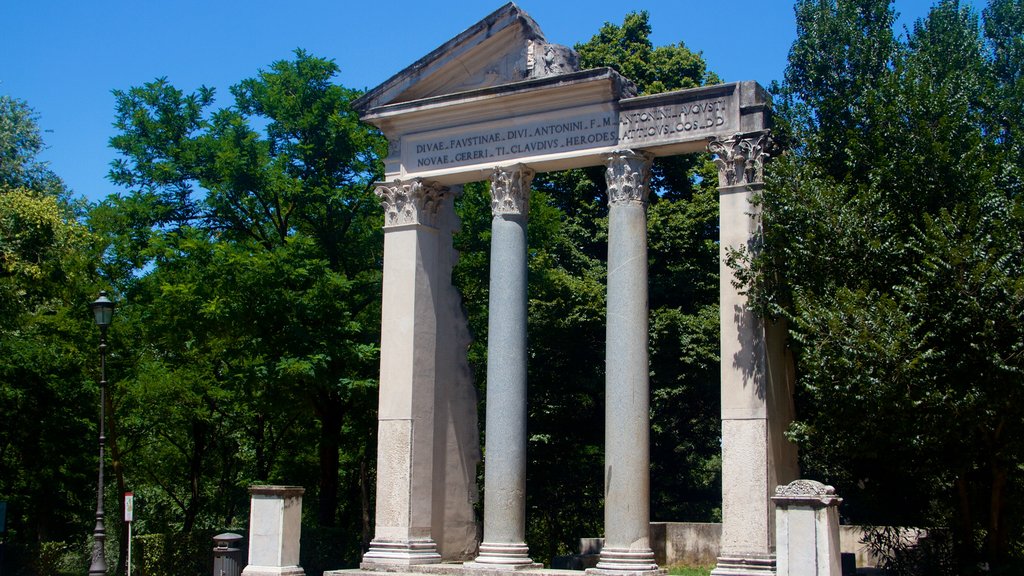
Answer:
top-left (363, 178), bottom-right (453, 566)
top-left (592, 149), bottom-right (659, 575)
top-left (470, 164), bottom-right (539, 568)
top-left (709, 131), bottom-right (798, 576)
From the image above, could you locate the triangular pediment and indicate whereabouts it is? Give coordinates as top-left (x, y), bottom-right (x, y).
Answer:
top-left (354, 3), bottom-right (579, 113)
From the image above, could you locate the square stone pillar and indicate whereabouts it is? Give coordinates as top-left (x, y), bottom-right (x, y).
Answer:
top-left (710, 132), bottom-right (799, 576)
top-left (363, 179), bottom-right (453, 566)
top-left (773, 480), bottom-right (842, 576)
top-left (243, 486), bottom-right (305, 576)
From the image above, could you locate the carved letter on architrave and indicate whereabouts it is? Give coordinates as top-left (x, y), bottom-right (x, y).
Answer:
top-left (376, 179), bottom-right (450, 228)
top-left (707, 130), bottom-right (773, 188)
top-left (490, 164), bottom-right (535, 217)
top-left (606, 149), bottom-right (654, 207)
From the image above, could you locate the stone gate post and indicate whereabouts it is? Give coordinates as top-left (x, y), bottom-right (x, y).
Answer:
top-left (709, 132), bottom-right (799, 576)
top-left (363, 179), bottom-right (453, 566)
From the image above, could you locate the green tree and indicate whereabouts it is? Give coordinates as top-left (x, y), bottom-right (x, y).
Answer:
top-left (101, 49), bottom-right (385, 561)
top-left (0, 97), bottom-right (103, 571)
top-left (742, 1), bottom-right (1024, 571)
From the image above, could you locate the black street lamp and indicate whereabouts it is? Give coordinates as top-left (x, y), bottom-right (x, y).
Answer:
top-left (88, 291), bottom-right (114, 575)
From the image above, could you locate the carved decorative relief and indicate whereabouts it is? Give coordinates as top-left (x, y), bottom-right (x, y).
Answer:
top-left (376, 179), bottom-right (450, 228)
top-left (605, 149), bottom-right (654, 207)
top-left (490, 165), bottom-right (535, 217)
top-left (526, 40), bottom-right (580, 79)
top-left (774, 479), bottom-right (835, 497)
top-left (707, 130), bottom-right (773, 187)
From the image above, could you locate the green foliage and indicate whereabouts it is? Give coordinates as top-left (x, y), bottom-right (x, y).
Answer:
top-left (667, 565), bottom-right (714, 576)
top-left (0, 96), bottom-right (66, 196)
top-left (133, 532), bottom-right (210, 576)
top-left (98, 49), bottom-right (385, 557)
top-left (0, 97), bottom-right (105, 569)
top-left (743, 0), bottom-right (1024, 571)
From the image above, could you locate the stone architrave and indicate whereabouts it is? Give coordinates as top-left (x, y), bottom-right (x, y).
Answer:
top-left (772, 481), bottom-right (843, 576)
top-left (709, 132), bottom-right (799, 576)
top-left (469, 164), bottom-right (541, 569)
top-left (590, 150), bottom-right (660, 576)
top-left (363, 179), bottom-right (453, 566)
top-left (243, 486), bottom-right (305, 576)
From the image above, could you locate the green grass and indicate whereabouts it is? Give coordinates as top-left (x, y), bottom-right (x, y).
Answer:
top-left (667, 565), bottom-right (714, 576)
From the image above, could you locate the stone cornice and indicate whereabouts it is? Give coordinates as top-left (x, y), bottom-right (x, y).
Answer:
top-left (708, 130), bottom-right (773, 188)
top-left (605, 149), bottom-right (654, 207)
top-left (376, 179), bottom-right (450, 228)
top-left (490, 164), bottom-right (534, 217)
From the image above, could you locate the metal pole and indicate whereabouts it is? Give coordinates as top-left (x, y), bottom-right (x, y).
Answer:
top-left (88, 326), bottom-right (107, 575)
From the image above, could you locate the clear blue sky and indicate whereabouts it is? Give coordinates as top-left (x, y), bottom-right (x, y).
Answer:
top-left (0, 0), bottom-right (983, 203)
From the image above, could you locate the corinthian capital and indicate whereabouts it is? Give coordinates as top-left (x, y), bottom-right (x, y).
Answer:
top-left (707, 130), bottom-right (773, 188)
top-left (605, 149), bottom-right (654, 207)
top-left (376, 179), bottom-right (450, 228)
top-left (490, 164), bottom-right (534, 217)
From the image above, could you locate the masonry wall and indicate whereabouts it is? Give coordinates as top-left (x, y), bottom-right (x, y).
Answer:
top-left (647, 523), bottom-right (886, 569)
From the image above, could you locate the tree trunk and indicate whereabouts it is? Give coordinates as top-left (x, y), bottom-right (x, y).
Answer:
top-left (360, 458), bottom-right (371, 553)
top-left (182, 420), bottom-right (207, 533)
top-left (316, 403), bottom-right (342, 527)
top-left (988, 460), bottom-right (1008, 565)
top-left (954, 474), bottom-right (975, 568)
top-left (105, 389), bottom-right (128, 576)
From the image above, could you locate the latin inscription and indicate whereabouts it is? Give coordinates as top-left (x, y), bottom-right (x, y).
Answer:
top-left (618, 97), bottom-right (731, 145)
top-left (406, 112), bottom-right (618, 171)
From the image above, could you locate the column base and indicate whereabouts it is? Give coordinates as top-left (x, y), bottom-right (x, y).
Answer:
top-left (710, 553), bottom-right (776, 575)
top-left (466, 542), bottom-right (538, 569)
top-left (361, 539), bottom-right (442, 566)
top-left (587, 547), bottom-right (661, 575)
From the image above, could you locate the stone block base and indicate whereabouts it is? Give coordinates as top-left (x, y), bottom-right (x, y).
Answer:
top-left (710, 553), bottom-right (776, 575)
top-left (463, 562), bottom-right (544, 572)
top-left (242, 566), bottom-right (305, 576)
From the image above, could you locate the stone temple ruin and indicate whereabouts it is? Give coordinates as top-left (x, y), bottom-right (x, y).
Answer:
top-left (345, 4), bottom-right (802, 575)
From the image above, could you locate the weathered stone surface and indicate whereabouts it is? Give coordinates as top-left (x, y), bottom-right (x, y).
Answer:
top-left (773, 480), bottom-right (843, 576)
top-left (432, 190), bottom-right (482, 561)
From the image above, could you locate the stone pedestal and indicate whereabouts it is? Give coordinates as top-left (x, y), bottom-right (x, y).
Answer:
top-left (773, 481), bottom-right (842, 576)
top-left (710, 132), bottom-right (799, 576)
top-left (590, 150), bottom-right (660, 576)
top-left (242, 486), bottom-right (305, 576)
top-left (364, 179), bottom-right (452, 566)
top-left (470, 165), bottom-right (539, 569)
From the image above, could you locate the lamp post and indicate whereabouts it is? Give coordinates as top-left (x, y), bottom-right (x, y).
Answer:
top-left (89, 291), bottom-right (114, 575)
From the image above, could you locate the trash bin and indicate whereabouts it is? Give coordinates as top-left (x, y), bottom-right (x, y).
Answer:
top-left (212, 532), bottom-right (244, 576)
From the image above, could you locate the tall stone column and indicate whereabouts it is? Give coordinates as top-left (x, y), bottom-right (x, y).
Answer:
top-left (709, 132), bottom-right (799, 576)
top-left (363, 178), bottom-right (452, 566)
top-left (592, 149), bottom-right (659, 575)
top-left (470, 164), bottom-right (539, 568)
